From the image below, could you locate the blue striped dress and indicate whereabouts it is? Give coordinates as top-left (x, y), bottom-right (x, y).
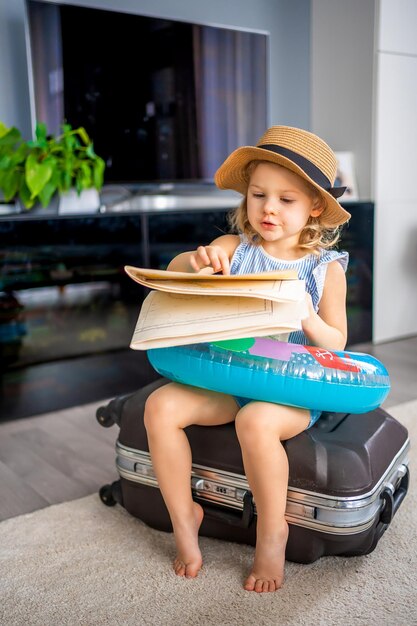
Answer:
top-left (230, 237), bottom-right (349, 345)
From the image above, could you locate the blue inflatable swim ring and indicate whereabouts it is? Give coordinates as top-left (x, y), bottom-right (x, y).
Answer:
top-left (147, 337), bottom-right (390, 413)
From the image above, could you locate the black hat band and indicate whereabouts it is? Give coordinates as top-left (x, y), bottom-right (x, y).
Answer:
top-left (258, 144), bottom-right (346, 199)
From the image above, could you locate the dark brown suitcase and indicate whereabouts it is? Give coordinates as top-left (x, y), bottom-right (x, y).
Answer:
top-left (97, 378), bottom-right (409, 564)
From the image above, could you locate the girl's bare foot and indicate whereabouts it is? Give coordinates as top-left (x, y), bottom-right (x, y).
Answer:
top-left (172, 502), bottom-right (204, 578)
top-left (244, 521), bottom-right (289, 592)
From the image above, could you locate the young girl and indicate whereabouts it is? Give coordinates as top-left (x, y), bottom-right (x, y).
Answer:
top-left (144, 126), bottom-right (351, 593)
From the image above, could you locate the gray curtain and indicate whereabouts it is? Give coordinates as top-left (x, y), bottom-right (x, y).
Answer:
top-left (193, 25), bottom-right (268, 180)
top-left (28, 2), bottom-right (64, 135)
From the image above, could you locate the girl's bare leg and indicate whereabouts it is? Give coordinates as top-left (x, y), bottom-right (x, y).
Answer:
top-left (235, 402), bottom-right (310, 593)
top-left (144, 382), bottom-right (238, 578)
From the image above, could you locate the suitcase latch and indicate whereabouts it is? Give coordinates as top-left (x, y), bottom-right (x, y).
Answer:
top-left (286, 501), bottom-right (316, 520)
top-left (134, 462), bottom-right (156, 478)
top-left (192, 478), bottom-right (240, 500)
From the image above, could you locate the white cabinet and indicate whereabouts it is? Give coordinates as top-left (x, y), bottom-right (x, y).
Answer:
top-left (373, 4), bottom-right (417, 342)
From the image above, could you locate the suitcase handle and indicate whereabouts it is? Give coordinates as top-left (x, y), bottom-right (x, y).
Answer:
top-left (379, 465), bottom-right (409, 528)
top-left (196, 491), bottom-right (255, 529)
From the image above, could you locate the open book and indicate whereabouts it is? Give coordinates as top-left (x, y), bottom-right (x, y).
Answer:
top-left (124, 265), bottom-right (300, 302)
top-left (125, 266), bottom-right (308, 350)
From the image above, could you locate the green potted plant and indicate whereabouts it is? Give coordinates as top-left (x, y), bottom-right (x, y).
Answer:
top-left (0, 120), bottom-right (105, 212)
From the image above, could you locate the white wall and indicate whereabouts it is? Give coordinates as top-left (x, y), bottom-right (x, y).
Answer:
top-left (310, 0), bottom-right (376, 200)
top-left (373, 0), bottom-right (417, 342)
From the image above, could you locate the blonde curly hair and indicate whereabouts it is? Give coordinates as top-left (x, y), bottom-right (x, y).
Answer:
top-left (227, 161), bottom-right (342, 254)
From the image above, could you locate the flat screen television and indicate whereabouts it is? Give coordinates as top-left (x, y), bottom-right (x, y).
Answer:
top-left (25, 1), bottom-right (269, 186)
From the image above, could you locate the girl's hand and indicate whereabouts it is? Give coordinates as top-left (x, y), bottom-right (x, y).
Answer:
top-left (301, 292), bottom-right (317, 332)
top-left (189, 245), bottom-right (231, 275)
top-left (303, 292), bottom-right (316, 319)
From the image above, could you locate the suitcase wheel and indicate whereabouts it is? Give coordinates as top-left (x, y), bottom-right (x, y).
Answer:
top-left (96, 405), bottom-right (116, 428)
top-left (99, 481), bottom-right (123, 507)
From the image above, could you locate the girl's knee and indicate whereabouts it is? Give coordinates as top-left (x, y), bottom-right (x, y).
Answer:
top-left (144, 387), bottom-right (177, 432)
top-left (235, 404), bottom-right (277, 443)
top-left (235, 403), bottom-right (309, 444)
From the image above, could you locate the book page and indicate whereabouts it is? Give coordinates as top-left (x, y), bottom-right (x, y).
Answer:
top-left (130, 291), bottom-right (308, 350)
top-left (125, 265), bottom-right (298, 282)
top-left (124, 266), bottom-right (304, 303)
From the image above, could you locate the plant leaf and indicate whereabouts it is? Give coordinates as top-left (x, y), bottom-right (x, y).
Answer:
top-left (86, 144), bottom-right (96, 159)
top-left (0, 126), bottom-right (21, 147)
top-left (35, 122), bottom-right (48, 142)
top-left (38, 177), bottom-right (58, 207)
top-left (19, 180), bottom-right (35, 208)
top-left (61, 168), bottom-right (72, 191)
top-left (42, 155), bottom-right (58, 171)
top-left (0, 122), bottom-right (9, 138)
top-left (63, 133), bottom-right (76, 151)
top-left (77, 127), bottom-right (90, 145)
top-left (27, 137), bottom-right (48, 150)
top-left (10, 144), bottom-right (28, 167)
top-left (25, 153), bottom-right (53, 197)
top-left (0, 155), bottom-right (11, 170)
top-left (0, 168), bottom-right (20, 201)
top-left (93, 158), bottom-right (105, 189)
top-left (79, 161), bottom-right (92, 188)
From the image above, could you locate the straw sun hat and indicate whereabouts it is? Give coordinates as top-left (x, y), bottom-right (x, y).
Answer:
top-left (214, 126), bottom-right (351, 227)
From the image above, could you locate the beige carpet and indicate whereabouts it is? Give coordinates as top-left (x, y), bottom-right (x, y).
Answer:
top-left (1, 401), bottom-right (416, 626)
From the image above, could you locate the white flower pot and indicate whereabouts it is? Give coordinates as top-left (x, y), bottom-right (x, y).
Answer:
top-left (58, 188), bottom-right (100, 215)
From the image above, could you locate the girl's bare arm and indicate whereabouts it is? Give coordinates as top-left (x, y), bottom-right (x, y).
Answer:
top-left (301, 261), bottom-right (348, 351)
top-left (167, 234), bottom-right (240, 274)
